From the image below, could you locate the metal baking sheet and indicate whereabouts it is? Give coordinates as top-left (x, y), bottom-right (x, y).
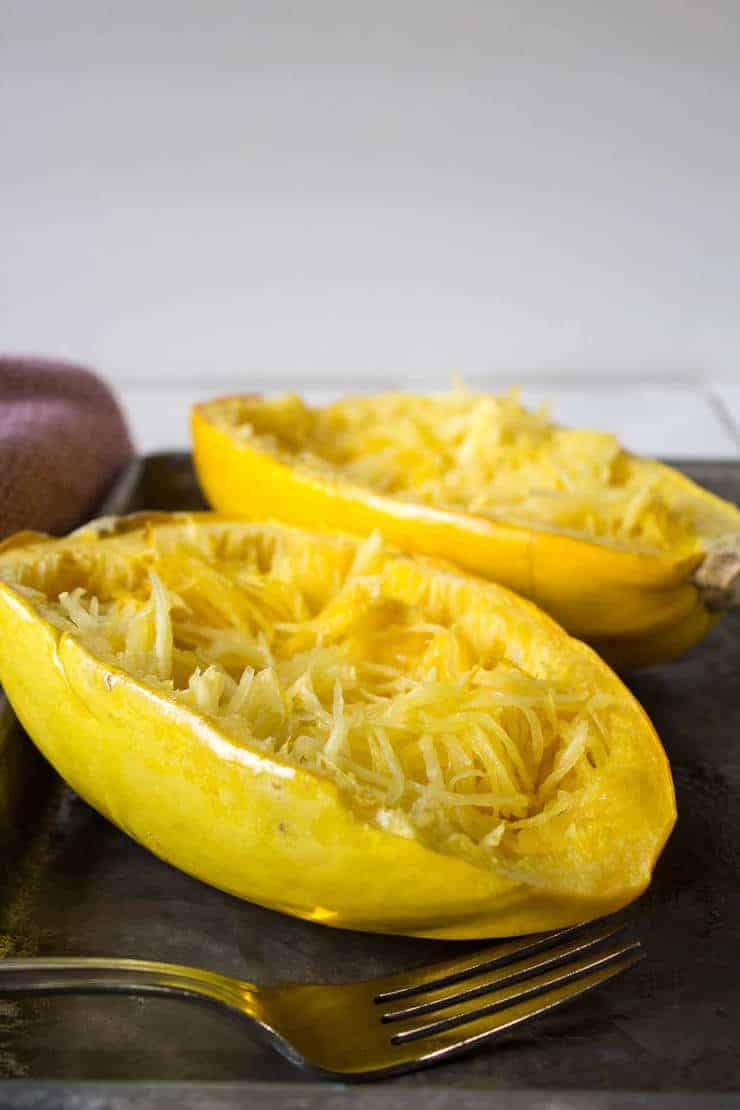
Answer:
top-left (0, 453), bottom-right (739, 1106)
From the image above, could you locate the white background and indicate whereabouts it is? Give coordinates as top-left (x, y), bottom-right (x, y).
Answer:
top-left (2, 2), bottom-right (739, 452)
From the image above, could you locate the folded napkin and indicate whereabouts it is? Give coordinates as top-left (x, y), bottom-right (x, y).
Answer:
top-left (0, 357), bottom-right (133, 540)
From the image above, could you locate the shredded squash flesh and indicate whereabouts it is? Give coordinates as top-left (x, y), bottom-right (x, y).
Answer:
top-left (1, 521), bottom-right (628, 868)
top-left (215, 386), bottom-right (701, 552)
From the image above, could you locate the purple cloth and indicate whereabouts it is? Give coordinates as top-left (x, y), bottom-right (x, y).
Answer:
top-left (0, 357), bottom-right (133, 540)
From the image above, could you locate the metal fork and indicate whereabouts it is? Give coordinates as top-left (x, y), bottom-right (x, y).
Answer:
top-left (0, 919), bottom-right (641, 1079)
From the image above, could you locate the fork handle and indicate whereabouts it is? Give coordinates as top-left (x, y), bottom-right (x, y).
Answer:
top-left (0, 957), bottom-right (258, 1018)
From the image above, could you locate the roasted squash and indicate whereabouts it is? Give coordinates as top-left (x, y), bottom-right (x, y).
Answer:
top-left (0, 514), bottom-right (675, 937)
top-left (192, 388), bottom-right (740, 669)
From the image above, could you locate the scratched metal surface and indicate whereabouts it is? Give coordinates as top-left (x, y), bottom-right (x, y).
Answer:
top-left (0, 454), bottom-right (738, 1102)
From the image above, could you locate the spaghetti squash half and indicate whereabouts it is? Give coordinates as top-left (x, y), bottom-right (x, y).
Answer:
top-left (0, 514), bottom-right (675, 937)
top-left (192, 388), bottom-right (740, 668)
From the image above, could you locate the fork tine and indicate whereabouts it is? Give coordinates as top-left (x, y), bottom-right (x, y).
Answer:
top-left (380, 921), bottom-right (624, 1023)
top-left (389, 940), bottom-right (642, 1046)
top-left (377, 945), bottom-right (643, 1076)
top-left (373, 918), bottom-right (623, 1004)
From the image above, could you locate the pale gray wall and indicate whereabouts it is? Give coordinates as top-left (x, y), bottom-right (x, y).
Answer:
top-left (3, 1), bottom-right (740, 386)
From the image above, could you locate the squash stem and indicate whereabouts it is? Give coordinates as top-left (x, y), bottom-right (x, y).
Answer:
top-left (694, 535), bottom-right (740, 610)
